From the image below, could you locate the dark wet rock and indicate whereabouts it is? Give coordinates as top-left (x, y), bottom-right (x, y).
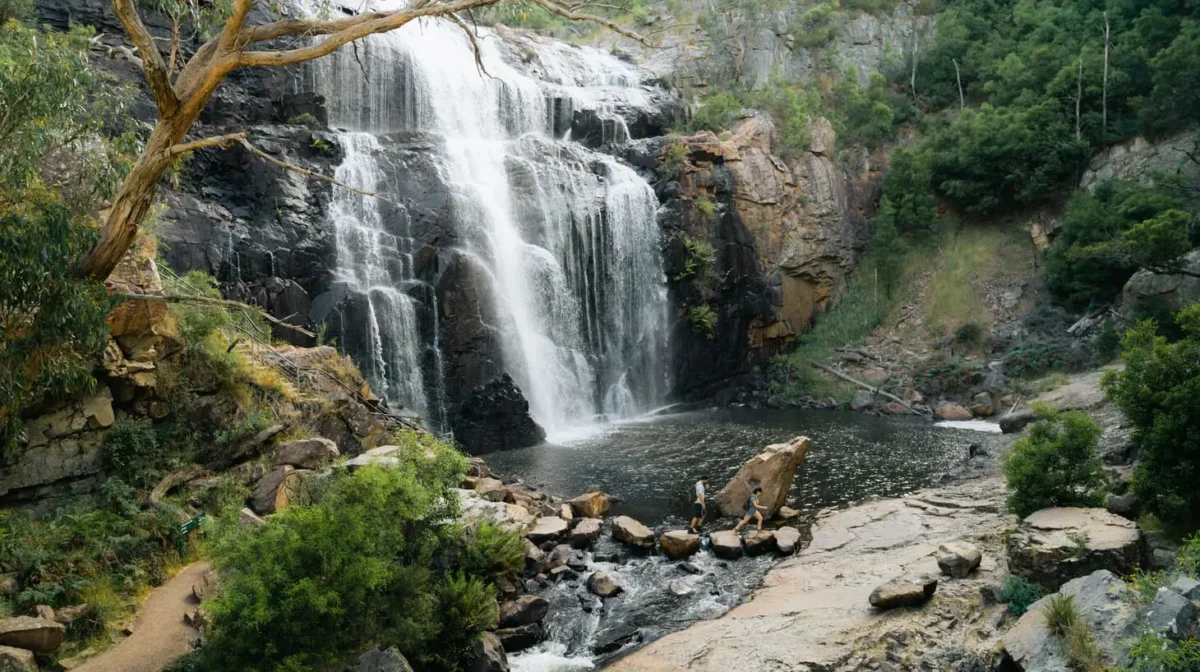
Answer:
top-left (659, 530), bottom-right (700, 559)
top-left (468, 632), bottom-right (508, 672)
top-left (1000, 411), bottom-right (1037, 434)
top-left (1172, 576), bottom-right (1200, 600)
top-left (1106, 491), bottom-right (1140, 518)
top-left (1007, 508), bottom-right (1141, 591)
top-left (710, 530), bottom-right (743, 559)
top-left (522, 539), bottom-right (545, 571)
top-left (357, 646), bottom-right (414, 672)
top-left (592, 624), bottom-right (642, 655)
top-left (452, 374), bottom-right (546, 456)
top-left (611, 516), bottom-right (655, 549)
top-left (566, 551), bottom-right (589, 573)
top-left (546, 544), bottom-right (571, 569)
top-left (936, 541), bottom-right (982, 579)
top-left (678, 561), bottom-right (704, 575)
top-left (1142, 588), bottom-right (1197, 640)
top-left (498, 595), bottom-right (550, 628)
top-left (495, 623), bottom-right (543, 653)
top-left (569, 518), bottom-right (603, 549)
top-left (868, 575), bottom-right (937, 609)
top-left (587, 571), bottom-right (624, 598)
top-left (743, 530), bottom-right (777, 556)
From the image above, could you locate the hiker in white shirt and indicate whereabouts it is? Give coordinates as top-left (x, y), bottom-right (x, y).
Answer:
top-left (689, 476), bottom-right (710, 534)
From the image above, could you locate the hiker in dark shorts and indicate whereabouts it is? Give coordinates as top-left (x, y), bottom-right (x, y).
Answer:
top-left (733, 486), bottom-right (767, 533)
top-left (689, 476), bottom-right (709, 534)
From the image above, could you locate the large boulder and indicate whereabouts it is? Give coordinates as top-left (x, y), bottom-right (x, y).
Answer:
top-left (494, 623), bottom-right (543, 652)
top-left (714, 436), bottom-right (811, 518)
top-left (566, 491), bottom-right (610, 518)
top-left (1142, 588), bottom-right (1197, 640)
top-left (357, 646), bottom-right (414, 672)
top-left (468, 632), bottom-right (508, 672)
top-left (1121, 248), bottom-right (1200, 320)
top-left (0, 646), bottom-right (36, 672)
top-left (659, 531), bottom-right (700, 559)
top-left (526, 517), bottom-right (568, 544)
top-left (568, 518), bottom-right (603, 549)
top-left (710, 530), bottom-right (744, 559)
top-left (1007, 508), bottom-right (1141, 590)
top-left (1000, 410), bottom-right (1037, 434)
top-left (498, 595), bottom-right (550, 628)
top-left (251, 466), bottom-right (304, 515)
top-left (868, 575), bottom-right (938, 610)
top-left (274, 438), bottom-right (340, 469)
top-left (611, 516), bottom-right (655, 549)
top-left (452, 374), bottom-right (546, 455)
top-left (0, 617), bottom-right (65, 653)
top-left (1000, 570), bottom-right (1138, 671)
top-left (933, 403), bottom-right (972, 421)
top-left (849, 390), bottom-right (874, 411)
top-left (936, 541), bottom-right (983, 579)
top-left (587, 571), bottom-right (623, 598)
top-left (774, 527), bottom-right (801, 554)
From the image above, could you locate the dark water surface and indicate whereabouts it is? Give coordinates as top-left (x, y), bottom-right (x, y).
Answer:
top-left (485, 408), bottom-right (986, 672)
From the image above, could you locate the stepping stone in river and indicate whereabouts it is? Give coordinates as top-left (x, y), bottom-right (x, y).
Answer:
top-left (774, 527), bottom-right (801, 555)
top-left (659, 530), bottom-right (700, 559)
top-left (611, 516), bottom-right (655, 549)
top-left (710, 530), bottom-right (744, 559)
top-left (569, 518), bottom-right (603, 549)
top-left (527, 517), bottom-right (569, 544)
top-left (587, 571), bottom-right (623, 598)
top-left (743, 530), bottom-right (777, 556)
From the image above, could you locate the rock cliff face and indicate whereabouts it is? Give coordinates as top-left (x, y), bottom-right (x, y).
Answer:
top-left (658, 114), bottom-right (877, 399)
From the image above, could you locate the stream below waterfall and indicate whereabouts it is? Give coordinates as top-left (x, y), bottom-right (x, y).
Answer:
top-left (485, 408), bottom-right (991, 671)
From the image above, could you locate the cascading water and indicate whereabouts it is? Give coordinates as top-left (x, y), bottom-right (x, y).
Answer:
top-left (305, 9), bottom-right (669, 436)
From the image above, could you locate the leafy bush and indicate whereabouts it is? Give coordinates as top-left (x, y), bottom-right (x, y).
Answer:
top-left (1002, 576), bottom-right (1044, 616)
top-left (1125, 633), bottom-right (1200, 672)
top-left (1002, 407), bottom-right (1105, 518)
top-left (460, 522), bottom-right (524, 584)
top-left (880, 148), bottom-right (936, 236)
top-left (1104, 305), bottom-right (1200, 526)
top-left (913, 355), bottom-right (986, 397)
top-left (103, 422), bottom-right (163, 489)
top-left (196, 436), bottom-right (486, 671)
top-left (660, 138), bottom-right (689, 179)
top-left (742, 77), bottom-right (820, 154)
top-left (687, 304), bottom-right (719, 340)
top-left (822, 70), bottom-right (896, 149)
top-left (689, 91), bottom-right (744, 133)
top-left (954, 322), bottom-right (985, 346)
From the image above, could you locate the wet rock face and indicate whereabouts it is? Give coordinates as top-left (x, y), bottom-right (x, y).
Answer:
top-left (1007, 508), bottom-right (1142, 591)
top-left (451, 374), bottom-right (546, 456)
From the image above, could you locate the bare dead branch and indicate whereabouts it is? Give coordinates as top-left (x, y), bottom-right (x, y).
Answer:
top-left (111, 0), bottom-right (180, 116)
top-left (117, 292), bottom-right (317, 337)
top-left (447, 13), bottom-right (493, 79)
top-left (168, 132), bottom-right (248, 155)
top-left (529, 0), bottom-right (649, 45)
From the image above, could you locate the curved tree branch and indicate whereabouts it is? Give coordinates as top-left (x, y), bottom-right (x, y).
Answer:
top-left (111, 0), bottom-right (179, 116)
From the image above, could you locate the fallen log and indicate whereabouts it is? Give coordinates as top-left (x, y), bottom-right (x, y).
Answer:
top-left (811, 362), bottom-right (930, 417)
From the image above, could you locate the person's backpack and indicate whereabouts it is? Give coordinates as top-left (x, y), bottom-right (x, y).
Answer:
top-left (744, 495), bottom-right (754, 511)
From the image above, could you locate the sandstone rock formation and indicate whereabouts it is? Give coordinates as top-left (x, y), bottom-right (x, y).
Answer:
top-left (1007, 507), bottom-right (1141, 590)
top-left (566, 491), bottom-right (610, 519)
top-left (868, 575), bottom-right (938, 609)
top-left (933, 403), bottom-right (972, 421)
top-left (774, 527), bottom-right (801, 554)
top-left (714, 436), bottom-right (811, 518)
top-left (527, 517), bottom-right (569, 544)
top-left (0, 616), bottom-right (65, 653)
top-left (569, 518), bottom-right (603, 549)
top-left (709, 531), bottom-right (744, 560)
top-left (660, 531), bottom-right (701, 559)
top-left (611, 516), bottom-right (655, 549)
top-left (251, 466), bottom-right (303, 516)
top-left (744, 530), bottom-right (777, 556)
top-left (936, 542), bottom-right (982, 579)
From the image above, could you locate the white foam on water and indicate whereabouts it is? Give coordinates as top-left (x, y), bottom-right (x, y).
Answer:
top-left (934, 419), bottom-right (1002, 433)
top-left (509, 642), bottom-right (596, 672)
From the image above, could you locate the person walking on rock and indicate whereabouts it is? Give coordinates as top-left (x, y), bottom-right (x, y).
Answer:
top-left (733, 486), bottom-right (767, 534)
top-left (689, 476), bottom-right (709, 534)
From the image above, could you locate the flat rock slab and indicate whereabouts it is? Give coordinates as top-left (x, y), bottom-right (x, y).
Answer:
top-left (567, 491), bottom-right (610, 518)
top-left (775, 527), bottom-right (801, 554)
top-left (612, 516), bottom-right (655, 549)
top-left (660, 530), bottom-right (700, 559)
top-left (1007, 507), bottom-right (1141, 590)
top-left (569, 518), bottom-right (603, 549)
top-left (743, 530), bottom-right (777, 556)
top-left (0, 616), bottom-right (65, 653)
top-left (527, 517), bottom-right (569, 544)
top-left (868, 575), bottom-right (938, 609)
top-left (710, 530), bottom-right (743, 559)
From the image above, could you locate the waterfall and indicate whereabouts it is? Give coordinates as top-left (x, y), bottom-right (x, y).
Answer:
top-left (306, 11), bottom-right (668, 436)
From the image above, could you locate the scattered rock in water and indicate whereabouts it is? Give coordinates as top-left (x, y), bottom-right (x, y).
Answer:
top-left (1000, 410), bottom-right (1037, 434)
top-left (933, 402), bottom-right (972, 421)
top-left (545, 544), bottom-right (571, 569)
top-left (238, 507), bottom-right (266, 528)
top-left (579, 595), bottom-right (602, 613)
top-left (850, 390), bottom-right (875, 411)
top-left (357, 646), bottom-right (414, 672)
top-left (710, 530), bottom-right (743, 559)
top-left (774, 527), bottom-right (801, 554)
top-left (549, 566), bottom-right (577, 583)
top-left (559, 504), bottom-right (573, 520)
top-left (969, 392), bottom-right (994, 417)
top-left (1000, 570), bottom-right (1137, 670)
top-left (274, 437), bottom-right (339, 469)
top-left (0, 646), bottom-right (37, 672)
top-left (1142, 587), bottom-right (1197, 640)
top-left (592, 550), bottom-right (621, 564)
top-left (495, 622), bottom-right (543, 653)
top-left (668, 580), bottom-right (694, 597)
top-left (777, 506), bottom-right (799, 520)
top-left (522, 539), bottom-right (544, 570)
top-left (1172, 576), bottom-right (1200, 600)
top-left (526, 517), bottom-right (569, 544)
top-left (566, 550), bottom-right (589, 573)
top-left (936, 541), bottom-right (983, 579)
top-left (611, 516), bottom-right (655, 549)
top-left (743, 530), bottom-right (777, 556)
top-left (469, 632), bottom-right (508, 672)
top-left (1007, 507), bottom-right (1141, 590)
top-left (569, 518), bottom-right (603, 549)
top-left (251, 465), bottom-right (303, 515)
top-left (587, 571), bottom-right (624, 598)
top-left (592, 624), bottom-right (641, 656)
top-left (878, 401), bottom-right (911, 415)
top-left (678, 561), bottom-right (703, 575)
top-left (566, 491), bottom-right (610, 518)
top-left (714, 436), bottom-right (811, 518)
top-left (498, 595), bottom-right (550, 628)
top-left (0, 616), bottom-right (65, 653)
top-left (868, 575), bottom-right (938, 610)
top-left (659, 530), bottom-right (700, 559)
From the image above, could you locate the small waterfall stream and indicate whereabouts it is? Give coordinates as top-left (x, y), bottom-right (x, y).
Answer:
top-left (305, 11), bottom-right (669, 436)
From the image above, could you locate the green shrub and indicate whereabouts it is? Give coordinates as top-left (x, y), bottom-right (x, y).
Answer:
top-left (1103, 305), bottom-right (1200, 527)
top-left (460, 522), bottom-right (524, 584)
top-left (1002, 576), bottom-right (1044, 616)
top-left (196, 437), bottom-right (477, 671)
top-left (674, 236), bottom-right (716, 283)
top-left (689, 91), bottom-right (743, 133)
top-left (1125, 633), bottom-right (1200, 671)
top-left (103, 422), bottom-right (163, 489)
top-left (687, 304), bottom-right (718, 340)
top-left (1043, 593), bottom-right (1078, 637)
top-left (954, 322), bottom-right (985, 346)
top-left (660, 138), bottom-right (689, 179)
top-left (1003, 408), bottom-right (1105, 518)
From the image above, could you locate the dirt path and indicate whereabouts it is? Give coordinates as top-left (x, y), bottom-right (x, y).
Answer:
top-left (76, 562), bottom-right (210, 672)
